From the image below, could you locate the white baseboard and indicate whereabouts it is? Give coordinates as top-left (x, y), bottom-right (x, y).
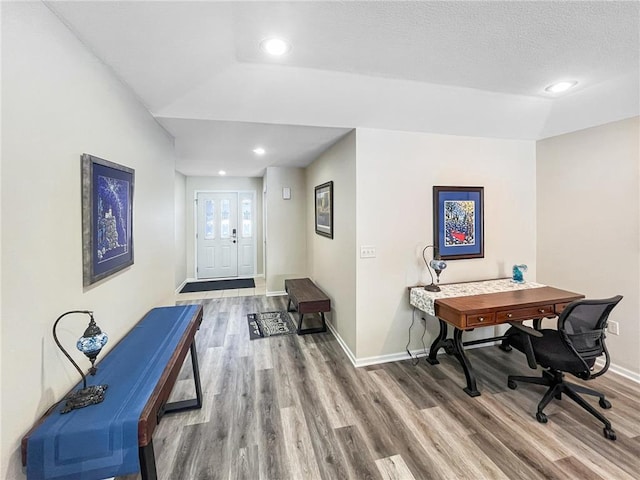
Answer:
top-left (348, 342), bottom-right (491, 368)
top-left (595, 358), bottom-right (640, 383)
top-left (175, 278), bottom-right (190, 294)
top-left (325, 331), bottom-right (640, 387)
top-left (326, 321), bottom-right (433, 367)
top-left (353, 350), bottom-right (417, 368)
top-left (266, 290), bottom-right (287, 297)
top-left (325, 321), bottom-right (357, 366)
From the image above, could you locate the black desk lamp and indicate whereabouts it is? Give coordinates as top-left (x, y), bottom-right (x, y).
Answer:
top-left (52, 310), bottom-right (109, 413)
top-left (422, 245), bottom-right (447, 292)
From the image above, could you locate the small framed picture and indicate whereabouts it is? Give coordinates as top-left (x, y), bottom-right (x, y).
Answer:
top-left (82, 154), bottom-right (135, 286)
top-left (433, 186), bottom-right (484, 260)
top-left (314, 181), bottom-right (333, 238)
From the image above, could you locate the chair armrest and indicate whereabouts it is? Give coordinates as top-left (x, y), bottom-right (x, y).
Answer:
top-left (505, 322), bottom-right (540, 369)
top-left (507, 322), bottom-right (543, 338)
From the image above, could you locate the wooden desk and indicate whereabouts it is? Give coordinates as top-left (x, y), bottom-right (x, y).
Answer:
top-left (411, 282), bottom-right (583, 396)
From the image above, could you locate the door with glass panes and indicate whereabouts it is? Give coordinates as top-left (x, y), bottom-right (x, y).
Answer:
top-left (196, 191), bottom-right (255, 279)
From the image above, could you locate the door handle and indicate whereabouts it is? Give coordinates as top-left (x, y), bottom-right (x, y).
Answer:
top-left (232, 228), bottom-right (237, 243)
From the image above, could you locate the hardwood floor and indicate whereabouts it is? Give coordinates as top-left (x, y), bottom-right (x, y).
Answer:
top-left (120, 295), bottom-right (640, 480)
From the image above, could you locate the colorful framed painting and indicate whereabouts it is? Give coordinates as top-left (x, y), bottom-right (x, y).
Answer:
top-left (82, 154), bottom-right (135, 286)
top-left (315, 181), bottom-right (333, 238)
top-left (433, 186), bottom-right (484, 260)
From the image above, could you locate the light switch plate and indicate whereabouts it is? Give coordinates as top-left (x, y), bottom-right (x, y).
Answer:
top-left (360, 246), bottom-right (376, 258)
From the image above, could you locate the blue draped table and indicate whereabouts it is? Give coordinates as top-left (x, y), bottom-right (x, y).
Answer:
top-left (23, 304), bottom-right (203, 480)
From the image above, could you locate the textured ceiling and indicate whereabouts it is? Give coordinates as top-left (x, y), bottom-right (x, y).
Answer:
top-left (47, 1), bottom-right (640, 177)
top-left (234, 1), bottom-right (639, 96)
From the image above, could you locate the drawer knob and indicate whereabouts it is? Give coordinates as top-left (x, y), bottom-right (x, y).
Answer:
top-left (478, 317), bottom-right (484, 322)
top-left (507, 313), bottom-right (513, 318)
top-left (538, 308), bottom-right (545, 314)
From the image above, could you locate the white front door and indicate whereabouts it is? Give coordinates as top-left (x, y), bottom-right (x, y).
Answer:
top-left (196, 192), bottom-right (238, 278)
top-left (196, 191), bottom-right (256, 279)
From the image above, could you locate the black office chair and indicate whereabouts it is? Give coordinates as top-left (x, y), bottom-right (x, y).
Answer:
top-left (504, 295), bottom-right (623, 440)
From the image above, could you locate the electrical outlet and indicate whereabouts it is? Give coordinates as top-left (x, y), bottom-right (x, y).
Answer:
top-left (607, 320), bottom-right (619, 335)
top-left (360, 246), bottom-right (376, 258)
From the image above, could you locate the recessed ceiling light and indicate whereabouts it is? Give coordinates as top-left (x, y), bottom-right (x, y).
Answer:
top-left (218, 170), bottom-right (226, 176)
top-left (260, 37), bottom-right (291, 56)
top-left (545, 81), bottom-right (578, 94)
top-left (253, 147), bottom-right (266, 155)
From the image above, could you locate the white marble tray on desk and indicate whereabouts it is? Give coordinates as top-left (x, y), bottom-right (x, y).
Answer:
top-left (410, 279), bottom-right (544, 316)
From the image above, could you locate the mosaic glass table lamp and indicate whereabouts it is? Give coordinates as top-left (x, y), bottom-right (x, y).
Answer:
top-left (422, 245), bottom-right (448, 292)
top-left (52, 310), bottom-right (109, 413)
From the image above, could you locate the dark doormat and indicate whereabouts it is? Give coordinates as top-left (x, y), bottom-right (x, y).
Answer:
top-left (247, 311), bottom-right (297, 340)
top-left (180, 278), bottom-right (255, 293)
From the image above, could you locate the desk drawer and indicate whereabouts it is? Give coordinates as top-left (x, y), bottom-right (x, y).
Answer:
top-left (555, 302), bottom-right (572, 314)
top-left (466, 312), bottom-right (495, 327)
top-left (496, 304), bottom-right (554, 322)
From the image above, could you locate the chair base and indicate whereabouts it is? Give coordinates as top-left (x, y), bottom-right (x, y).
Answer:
top-left (507, 369), bottom-right (616, 440)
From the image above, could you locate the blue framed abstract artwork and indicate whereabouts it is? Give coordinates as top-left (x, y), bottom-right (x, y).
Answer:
top-left (433, 186), bottom-right (484, 260)
top-left (82, 154), bottom-right (135, 286)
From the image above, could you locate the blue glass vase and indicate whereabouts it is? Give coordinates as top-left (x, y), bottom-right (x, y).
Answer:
top-left (512, 264), bottom-right (528, 283)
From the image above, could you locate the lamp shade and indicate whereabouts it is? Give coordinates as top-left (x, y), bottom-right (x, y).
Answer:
top-left (76, 316), bottom-right (108, 376)
top-left (77, 325), bottom-right (108, 357)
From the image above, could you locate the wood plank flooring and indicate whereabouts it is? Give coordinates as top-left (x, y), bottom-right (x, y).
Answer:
top-left (119, 295), bottom-right (640, 480)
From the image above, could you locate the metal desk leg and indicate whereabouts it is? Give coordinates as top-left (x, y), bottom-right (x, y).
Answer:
top-left (139, 440), bottom-right (158, 480)
top-left (452, 328), bottom-right (480, 397)
top-left (426, 318), bottom-right (449, 365)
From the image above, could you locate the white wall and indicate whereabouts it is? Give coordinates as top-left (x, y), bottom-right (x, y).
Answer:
top-left (306, 131), bottom-right (357, 354)
top-left (174, 172), bottom-right (187, 288)
top-left (355, 128), bottom-right (536, 360)
top-left (1, 3), bottom-right (176, 476)
top-left (537, 116), bottom-right (640, 376)
top-left (184, 176), bottom-right (263, 279)
top-left (264, 167), bottom-right (307, 293)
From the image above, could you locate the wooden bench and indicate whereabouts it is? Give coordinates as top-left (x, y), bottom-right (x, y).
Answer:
top-left (285, 278), bottom-right (331, 335)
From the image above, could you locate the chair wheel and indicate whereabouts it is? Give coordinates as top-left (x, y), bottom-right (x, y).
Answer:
top-left (599, 398), bottom-right (612, 409)
top-left (536, 412), bottom-right (548, 423)
top-left (603, 428), bottom-right (617, 440)
top-left (507, 380), bottom-right (517, 390)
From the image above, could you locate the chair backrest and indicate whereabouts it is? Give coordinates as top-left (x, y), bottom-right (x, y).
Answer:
top-left (557, 295), bottom-right (623, 377)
